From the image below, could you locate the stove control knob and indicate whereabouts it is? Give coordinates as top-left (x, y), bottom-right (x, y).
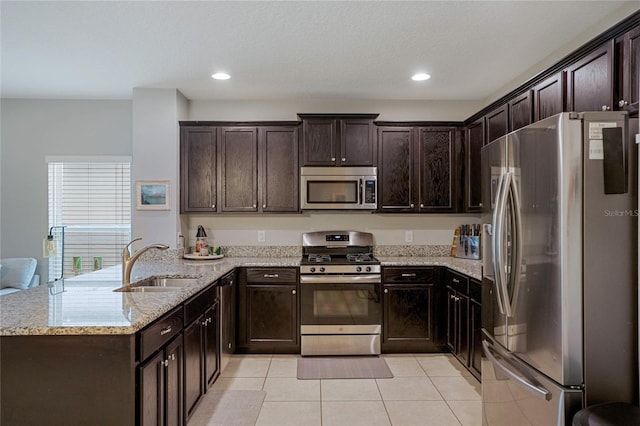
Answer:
top-left (356, 266), bottom-right (362, 272)
top-left (310, 267), bottom-right (316, 273)
top-left (365, 266), bottom-right (371, 272)
top-left (319, 267), bottom-right (325, 272)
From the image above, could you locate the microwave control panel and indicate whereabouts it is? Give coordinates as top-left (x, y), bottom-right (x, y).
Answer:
top-left (364, 180), bottom-right (376, 204)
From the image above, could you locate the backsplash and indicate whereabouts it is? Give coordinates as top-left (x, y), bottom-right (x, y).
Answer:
top-left (140, 245), bottom-right (452, 260)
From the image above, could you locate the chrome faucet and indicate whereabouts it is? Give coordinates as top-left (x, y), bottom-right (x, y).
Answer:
top-left (122, 238), bottom-right (169, 285)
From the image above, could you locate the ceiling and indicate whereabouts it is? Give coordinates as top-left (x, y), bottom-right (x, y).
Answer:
top-left (1, 1), bottom-right (638, 102)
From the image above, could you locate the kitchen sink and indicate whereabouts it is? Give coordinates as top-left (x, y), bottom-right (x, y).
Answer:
top-left (113, 277), bottom-right (200, 292)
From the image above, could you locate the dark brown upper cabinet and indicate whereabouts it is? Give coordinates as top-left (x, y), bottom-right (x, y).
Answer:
top-left (566, 40), bottom-right (614, 112)
top-left (532, 71), bottom-right (566, 122)
top-left (260, 126), bottom-right (299, 212)
top-left (509, 90), bottom-right (533, 131)
top-left (299, 114), bottom-right (378, 166)
top-left (465, 118), bottom-right (484, 213)
top-left (378, 127), bottom-right (414, 212)
top-left (181, 123), bottom-right (300, 214)
top-left (181, 126), bottom-right (218, 213)
top-left (220, 127), bottom-right (259, 212)
top-left (615, 26), bottom-right (640, 115)
top-left (378, 125), bottom-right (460, 213)
top-left (417, 127), bottom-right (460, 212)
top-left (485, 104), bottom-right (509, 144)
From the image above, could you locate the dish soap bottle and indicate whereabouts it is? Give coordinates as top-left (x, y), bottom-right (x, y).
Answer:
top-left (195, 225), bottom-right (207, 254)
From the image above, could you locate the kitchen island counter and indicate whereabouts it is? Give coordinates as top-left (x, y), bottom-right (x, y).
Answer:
top-left (0, 255), bottom-right (480, 336)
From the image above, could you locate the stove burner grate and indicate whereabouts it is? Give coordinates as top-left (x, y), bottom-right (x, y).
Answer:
top-left (346, 253), bottom-right (373, 263)
top-left (308, 254), bottom-right (331, 263)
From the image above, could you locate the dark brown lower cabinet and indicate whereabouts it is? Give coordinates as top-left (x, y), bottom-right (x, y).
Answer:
top-left (139, 334), bottom-right (184, 426)
top-left (237, 268), bottom-right (299, 353)
top-left (446, 287), bottom-right (469, 366)
top-left (469, 298), bottom-right (482, 380)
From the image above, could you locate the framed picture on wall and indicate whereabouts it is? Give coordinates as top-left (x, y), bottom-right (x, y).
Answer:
top-left (135, 180), bottom-right (170, 210)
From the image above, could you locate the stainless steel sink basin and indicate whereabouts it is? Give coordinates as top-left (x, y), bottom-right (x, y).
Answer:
top-left (114, 277), bottom-right (199, 292)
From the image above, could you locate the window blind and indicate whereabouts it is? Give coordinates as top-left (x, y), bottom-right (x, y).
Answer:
top-left (47, 161), bottom-right (131, 279)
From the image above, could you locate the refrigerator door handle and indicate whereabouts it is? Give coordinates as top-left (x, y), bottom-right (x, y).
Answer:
top-left (505, 173), bottom-right (523, 316)
top-left (482, 339), bottom-right (551, 401)
top-left (493, 172), bottom-right (511, 316)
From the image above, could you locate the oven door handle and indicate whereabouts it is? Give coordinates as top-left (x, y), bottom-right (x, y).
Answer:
top-left (300, 274), bottom-right (381, 284)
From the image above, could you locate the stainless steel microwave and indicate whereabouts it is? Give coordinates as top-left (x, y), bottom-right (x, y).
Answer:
top-left (300, 167), bottom-right (377, 210)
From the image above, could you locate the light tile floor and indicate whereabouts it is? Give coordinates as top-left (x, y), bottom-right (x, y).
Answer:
top-left (194, 353), bottom-right (482, 426)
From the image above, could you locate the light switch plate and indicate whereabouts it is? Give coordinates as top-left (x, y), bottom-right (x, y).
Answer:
top-left (258, 230), bottom-right (266, 242)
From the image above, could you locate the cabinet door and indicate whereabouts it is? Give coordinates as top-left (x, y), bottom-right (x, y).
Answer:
top-left (383, 284), bottom-right (433, 348)
top-left (446, 288), bottom-right (457, 353)
top-left (615, 26), bottom-right (640, 114)
top-left (378, 127), bottom-right (415, 211)
top-left (220, 127), bottom-right (258, 212)
top-left (139, 351), bottom-right (165, 426)
top-left (184, 318), bottom-right (203, 420)
top-left (567, 40), bottom-right (614, 112)
top-left (204, 305), bottom-right (219, 386)
top-left (246, 285), bottom-right (298, 348)
top-left (465, 119), bottom-right (484, 212)
top-left (165, 336), bottom-right (183, 426)
top-left (180, 126), bottom-right (217, 213)
top-left (509, 91), bottom-right (533, 131)
top-left (532, 71), bottom-right (566, 121)
top-left (302, 119), bottom-right (337, 166)
top-left (485, 104), bottom-right (509, 144)
top-left (260, 126), bottom-right (299, 212)
top-left (456, 294), bottom-right (469, 366)
top-left (340, 119), bottom-right (375, 166)
top-left (417, 127), bottom-right (455, 212)
top-left (469, 299), bottom-right (482, 380)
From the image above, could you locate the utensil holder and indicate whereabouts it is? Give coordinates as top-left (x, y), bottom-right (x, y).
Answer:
top-left (455, 235), bottom-right (481, 260)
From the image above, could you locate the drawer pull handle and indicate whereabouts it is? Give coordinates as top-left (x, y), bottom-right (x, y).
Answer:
top-left (292, 289), bottom-right (296, 295)
top-left (384, 289), bottom-right (389, 294)
top-left (452, 278), bottom-right (460, 283)
top-left (160, 326), bottom-right (172, 336)
top-left (264, 274), bottom-right (279, 278)
top-left (401, 273), bottom-right (417, 277)
top-left (162, 360), bottom-right (169, 367)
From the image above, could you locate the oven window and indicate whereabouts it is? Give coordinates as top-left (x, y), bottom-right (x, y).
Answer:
top-left (307, 181), bottom-right (358, 204)
top-left (313, 289), bottom-right (371, 317)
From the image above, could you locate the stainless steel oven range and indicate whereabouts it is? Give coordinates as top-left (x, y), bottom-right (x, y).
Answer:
top-left (299, 230), bottom-right (382, 356)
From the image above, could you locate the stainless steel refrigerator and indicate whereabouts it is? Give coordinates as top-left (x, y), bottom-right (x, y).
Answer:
top-left (481, 111), bottom-right (638, 425)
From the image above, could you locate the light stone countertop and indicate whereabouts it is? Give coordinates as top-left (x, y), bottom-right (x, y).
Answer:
top-left (0, 256), bottom-right (480, 337)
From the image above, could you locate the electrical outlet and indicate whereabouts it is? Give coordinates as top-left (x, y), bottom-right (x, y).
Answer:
top-left (258, 230), bottom-right (266, 242)
top-left (405, 230), bottom-right (413, 243)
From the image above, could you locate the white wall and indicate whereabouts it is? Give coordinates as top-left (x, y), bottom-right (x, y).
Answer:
top-left (0, 99), bottom-right (132, 280)
top-left (132, 88), bottom-right (187, 248)
top-left (188, 99), bottom-right (482, 122)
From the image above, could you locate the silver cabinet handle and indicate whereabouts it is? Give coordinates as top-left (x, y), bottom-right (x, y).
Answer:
top-left (420, 204), bottom-right (424, 208)
top-left (452, 278), bottom-right (460, 283)
top-left (264, 273), bottom-right (279, 278)
top-left (212, 204), bottom-right (216, 209)
top-left (228, 343), bottom-right (232, 349)
top-left (619, 100), bottom-right (628, 107)
top-left (162, 360), bottom-right (169, 367)
top-left (263, 204), bottom-right (266, 209)
top-left (384, 288), bottom-right (389, 294)
top-left (160, 326), bottom-right (172, 336)
top-left (253, 204), bottom-right (256, 208)
top-left (401, 273), bottom-right (416, 277)
top-left (331, 157), bottom-right (336, 161)
top-left (292, 289), bottom-right (297, 295)
top-left (201, 320), bottom-right (207, 326)
top-left (601, 105), bottom-right (611, 111)
top-left (410, 203), bottom-right (415, 208)
top-left (169, 354), bottom-right (176, 361)
top-left (450, 294), bottom-right (455, 300)
top-left (341, 157), bottom-right (346, 162)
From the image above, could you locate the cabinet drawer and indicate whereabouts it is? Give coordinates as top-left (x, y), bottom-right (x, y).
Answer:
top-left (184, 284), bottom-right (217, 325)
top-left (446, 270), bottom-right (469, 294)
top-left (383, 267), bottom-right (435, 284)
top-left (245, 268), bottom-right (297, 283)
top-left (469, 279), bottom-right (481, 302)
top-left (138, 306), bottom-right (184, 362)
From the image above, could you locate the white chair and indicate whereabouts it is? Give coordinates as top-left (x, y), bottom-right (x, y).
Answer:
top-left (0, 258), bottom-right (39, 296)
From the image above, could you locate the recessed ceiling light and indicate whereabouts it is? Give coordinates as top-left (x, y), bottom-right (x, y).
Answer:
top-left (411, 73), bottom-right (431, 81)
top-left (211, 72), bottom-right (231, 80)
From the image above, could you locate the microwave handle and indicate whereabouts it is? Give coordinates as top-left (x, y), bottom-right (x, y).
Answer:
top-left (359, 179), bottom-right (363, 205)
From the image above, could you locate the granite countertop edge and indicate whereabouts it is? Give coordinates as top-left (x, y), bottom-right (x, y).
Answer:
top-left (1, 256), bottom-right (480, 337)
